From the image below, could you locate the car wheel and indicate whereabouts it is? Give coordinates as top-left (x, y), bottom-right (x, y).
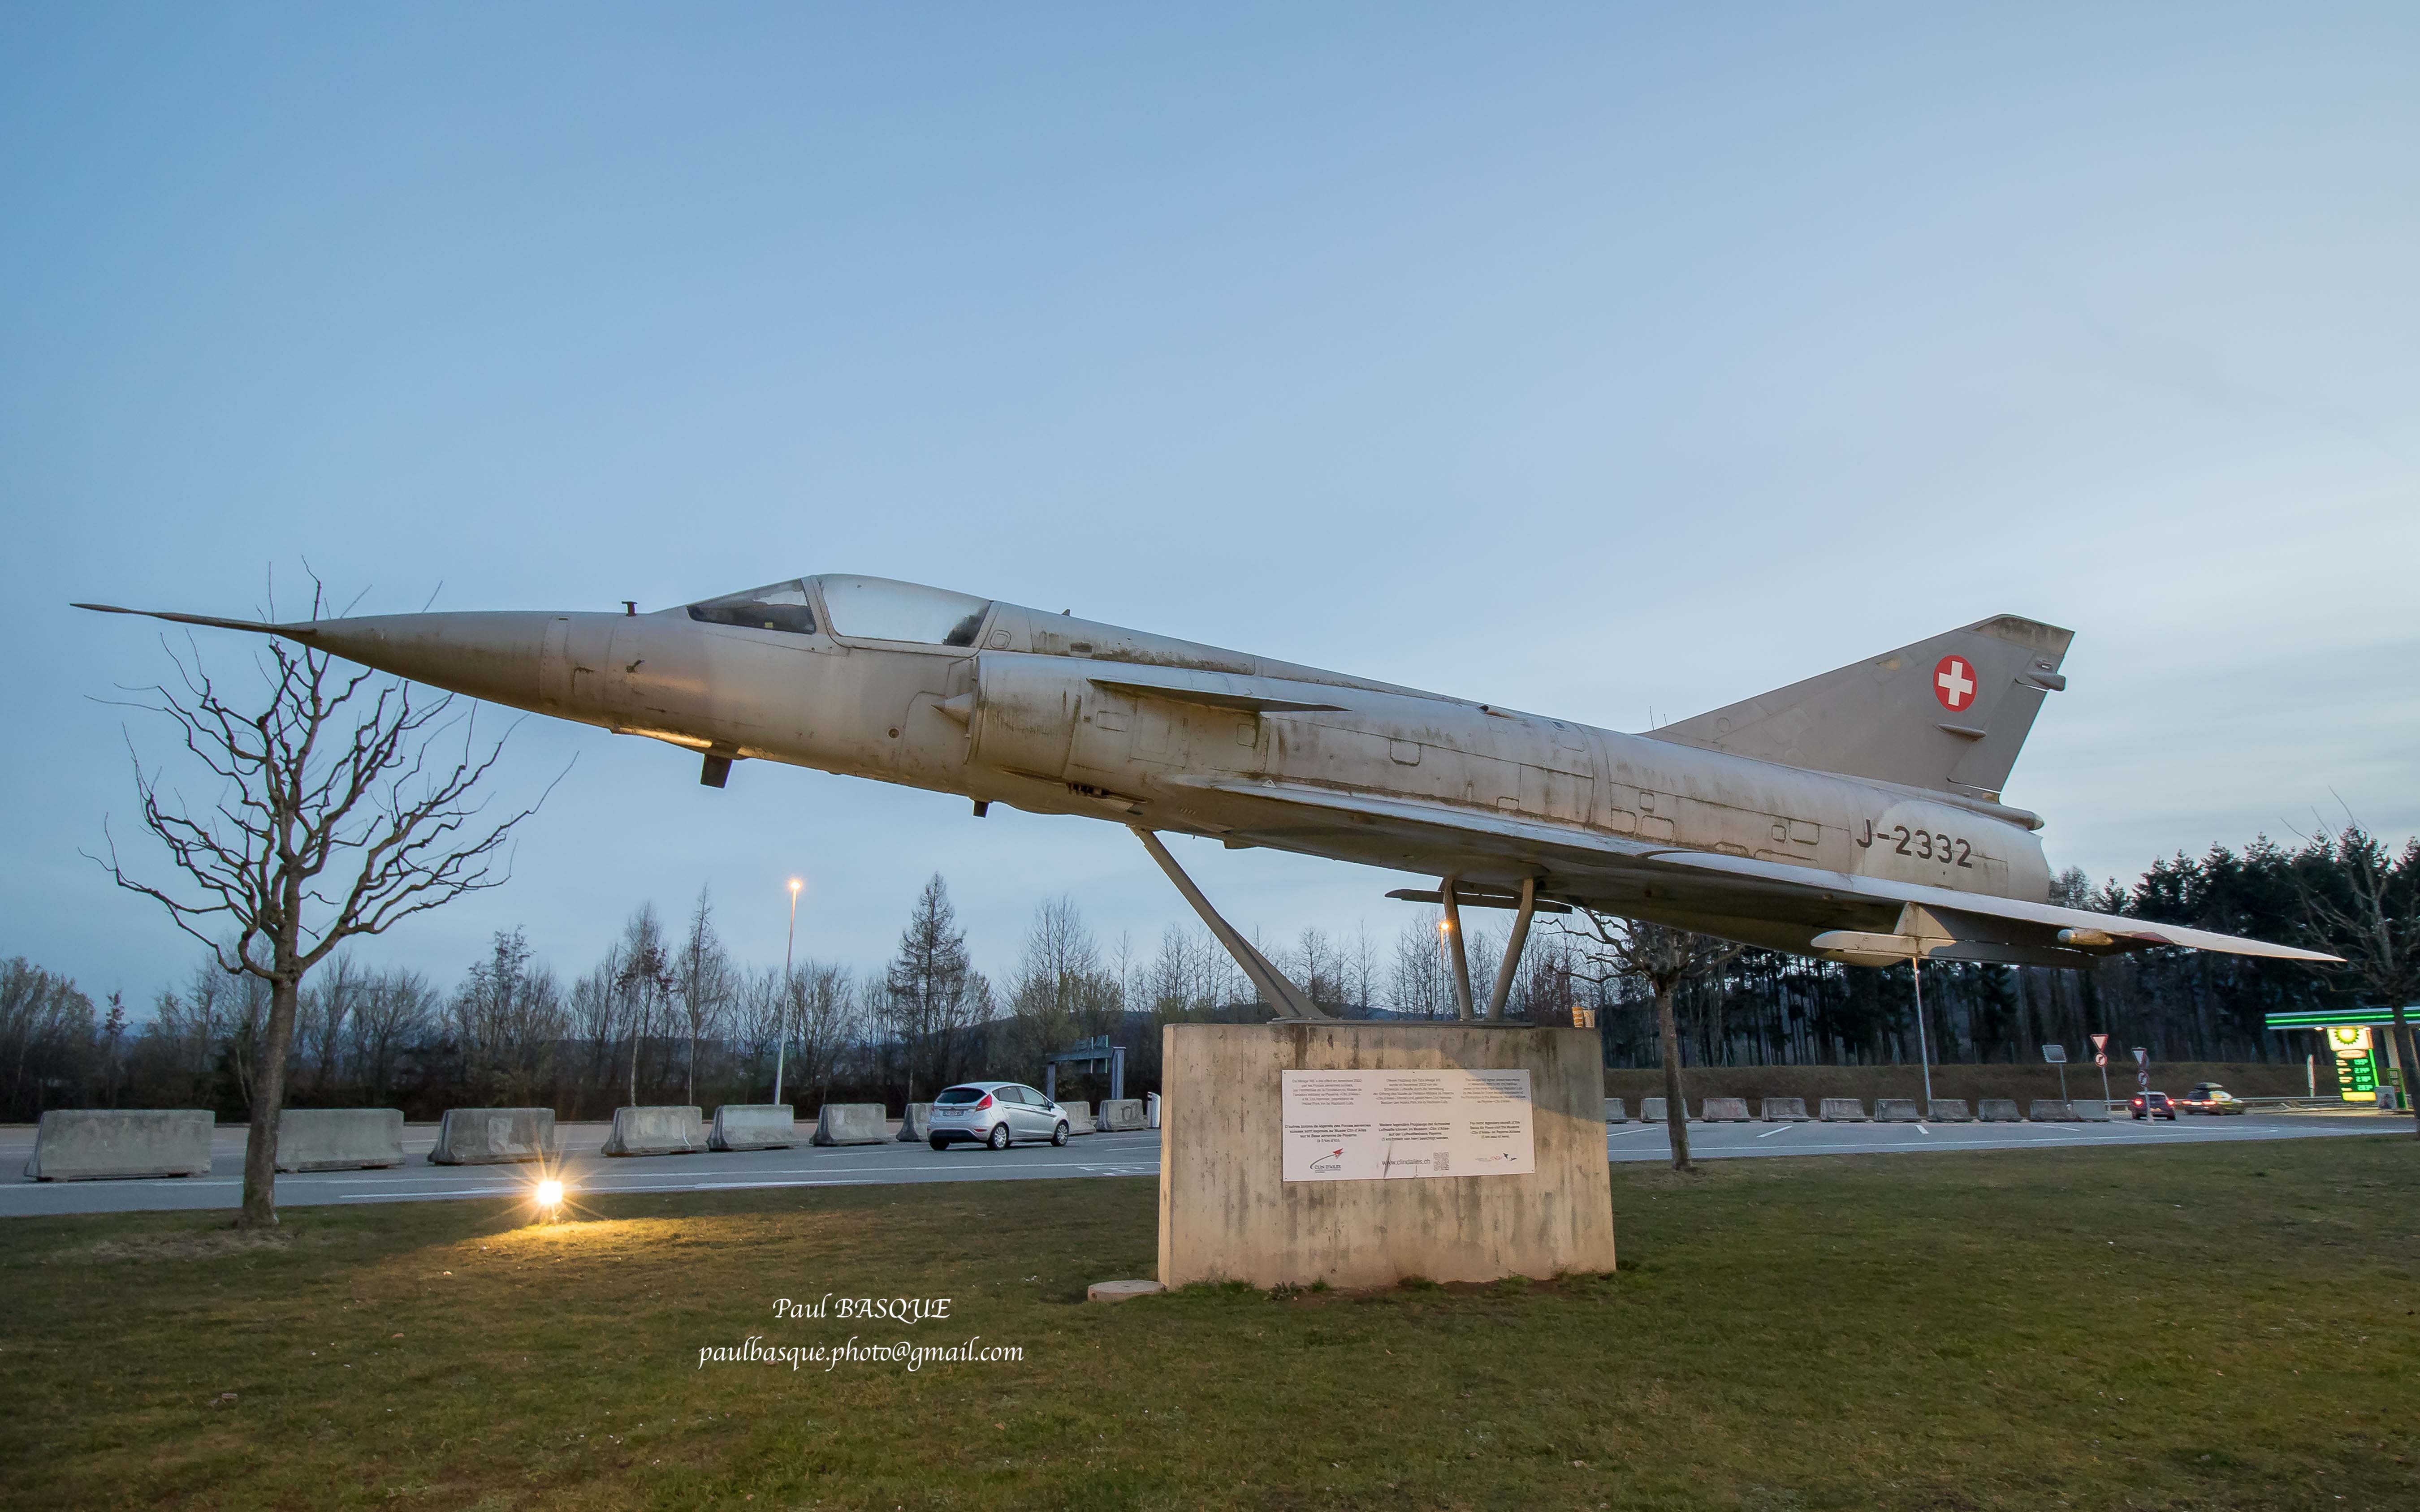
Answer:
top-left (928, 1135), bottom-right (949, 1152)
top-left (1052, 1120), bottom-right (1069, 1147)
top-left (986, 1122), bottom-right (1011, 1151)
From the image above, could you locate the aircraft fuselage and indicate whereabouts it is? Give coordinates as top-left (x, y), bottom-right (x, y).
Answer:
top-left (310, 588), bottom-right (2050, 955)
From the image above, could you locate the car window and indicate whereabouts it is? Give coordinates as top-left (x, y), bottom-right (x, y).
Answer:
top-left (1016, 1086), bottom-right (1048, 1105)
top-left (687, 579), bottom-right (817, 634)
top-left (934, 1087), bottom-right (985, 1105)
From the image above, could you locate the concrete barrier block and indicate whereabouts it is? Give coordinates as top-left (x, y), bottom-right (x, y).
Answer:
top-left (1639, 1096), bottom-right (1668, 1123)
top-left (428, 1107), bottom-right (555, 1165)
top-left (1760, 1097), bottom-right (1809, 1122)
top-left (2074, 1100), bottom-right (2113, 1122)
top-left (275, 1108), bottom-right (405, 1172)
top-left (1604, 1097), bottom-right (1629, 1124)
top-left (810, 1103), bottom-right (889, 1146)
top-left (1095, 1098), bottom-right (1147, 1132)
top-left (1874, 1098), bottom-right (1923, 1122)
top-left (1818, 1097), bottom-right (1867, 1122)
top-left (1055, 1100), bottom-right (1097, 1135)
top-left (1975, 1098), bottom-right (2023, 1122)
top-left (1146, 1091), bottom-right (1160, 1128)
top-left (25, 1109), bottom-right (213, 1180)
top-left (898, 1103), bottom-right (933, 1141)
top-left (1927, 1099), bottom-right (1973, 1123)
top-left (2028, 1099), bottom-right (2077, 1123)
top-left (1700, 1097), bottom-right (1752, 1122)
top-left (681, 1106), bottom-right (704, 1146)
top-left (709, 1104), bottom-right (798, 1151)
top-left (601, 1105), bottom-right (701, 1157)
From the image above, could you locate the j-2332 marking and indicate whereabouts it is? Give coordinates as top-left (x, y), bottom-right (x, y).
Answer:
top-left (1853, 819), bottom-right (1975, 868)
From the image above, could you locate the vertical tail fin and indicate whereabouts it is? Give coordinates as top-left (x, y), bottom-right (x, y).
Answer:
top-left (1642, 615), bottom-right (2072, 801)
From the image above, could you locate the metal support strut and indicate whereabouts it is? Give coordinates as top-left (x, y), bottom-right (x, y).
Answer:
top-left (1440, 876), bottom-right (1476, 1021)
top-left (1129, 827), bottom-right (1330, 1021)
top-left (1483, 876), bottom-right (1538, 1023)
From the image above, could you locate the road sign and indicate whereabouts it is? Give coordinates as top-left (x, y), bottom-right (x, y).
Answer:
top-left (2095, 1051), bottom-right (2108, 1067)
top-left (2090, 1034), bottom-right (2108, 1051)
top-left (2133, 1047), bottom-right (2148, 1067)
top-left (2138, 1069), bottom-right (2150, 1089)
top-left (2043, 1044), bottom-right (2067, 1064)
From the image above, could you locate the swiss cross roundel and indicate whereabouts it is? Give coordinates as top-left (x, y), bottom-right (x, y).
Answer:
top-left (1932, 655), bottom-right (1978, 711)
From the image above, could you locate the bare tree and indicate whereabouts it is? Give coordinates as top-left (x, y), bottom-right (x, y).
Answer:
top-left (350, 967), bottom-right (433, 1104)
top-left (2293, 823), bottom-right (2419, 1138)
top-left (786, 961), bottom-right (856, 1103)
top-left (1559, 912), bottom-right (1742, 1171)
top-left (100, 992), bottom-right (129, 1107)
top-left (92, 583), bottom-right (549, 1227)
top-left (147, 960), bottom-right (230, 1106)
top-left (672, 887), bottom-right (733, 1107)
top-left (0, 960), bottom-right (96, 1121)
top-left (883, 875), bottom-right (991, 1103)
top-left (1347, 922), bottom-right (1378, 1017)
top-left (1007, 896), bottom-right (1119, 1072)
top-left (1389, 909), bottom-right (1457, 1019)
top-left (613, 906), bottom-right (674, 1108)
top-left (449, 928), bottom-right (565, 1107)
top-left (298, 953), bottom-right (365, 1098)
top-left (568, 943), bottom-right (627, 1101)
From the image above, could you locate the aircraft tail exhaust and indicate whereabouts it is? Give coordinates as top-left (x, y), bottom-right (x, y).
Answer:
top-left (1643, 616), bottom-right (2073, 802)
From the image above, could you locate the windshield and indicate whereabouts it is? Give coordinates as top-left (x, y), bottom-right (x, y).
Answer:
top-left (818, 576), bottom-right (990, 646)
top-left (934, 1087), bottom-right (988, 1105)
top-left (687, 579), bottom-right (817, 635)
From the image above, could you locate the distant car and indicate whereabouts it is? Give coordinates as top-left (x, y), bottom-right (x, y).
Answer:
top-left (2129, 1091), bottom-right (2177, 1121)
top-left (2175, 1082), bottom-right (2246, 1116)
top-left (926, 1081), bottom-right (1072, 1150)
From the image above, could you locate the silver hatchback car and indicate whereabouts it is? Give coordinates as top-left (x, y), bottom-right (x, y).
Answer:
top-left (926, 1081), bottom-right (1073, 1150)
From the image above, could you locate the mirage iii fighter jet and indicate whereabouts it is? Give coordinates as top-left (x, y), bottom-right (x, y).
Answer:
top-left (79, 575), bottom-right (2333, 1020)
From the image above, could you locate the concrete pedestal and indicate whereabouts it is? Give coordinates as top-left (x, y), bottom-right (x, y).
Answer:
top-left (1158, 1021), bottom-right (1616, 1290)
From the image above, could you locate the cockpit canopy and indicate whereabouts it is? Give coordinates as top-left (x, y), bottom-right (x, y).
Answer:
top-left (687, 575), bottom-right (991, 647)
top-left (687, 579), bottom-right (817, 634)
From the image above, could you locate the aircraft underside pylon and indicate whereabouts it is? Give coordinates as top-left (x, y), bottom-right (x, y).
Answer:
top-left (1128, 827), bottom-right (1331, 1021)
top-left (1130, 827), bottom-right (1550, 1025)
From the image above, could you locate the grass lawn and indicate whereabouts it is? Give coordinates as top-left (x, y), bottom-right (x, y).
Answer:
top-left (3, 1139), bottom-right (2416, 1511)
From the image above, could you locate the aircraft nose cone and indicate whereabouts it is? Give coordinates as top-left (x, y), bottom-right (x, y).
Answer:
top-left (301, 611), bottom-right (562, 709)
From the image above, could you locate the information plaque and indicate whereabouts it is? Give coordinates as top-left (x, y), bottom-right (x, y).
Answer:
top-left (1279, 1068), bottom-right (1535, 1182)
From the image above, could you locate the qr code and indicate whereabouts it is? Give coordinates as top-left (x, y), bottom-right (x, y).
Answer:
top-left (1430, 1152), bottom-right (1449, 1173)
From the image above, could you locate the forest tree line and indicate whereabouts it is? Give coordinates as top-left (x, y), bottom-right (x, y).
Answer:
top-left (3, 830), bottom-right (2407, 1122)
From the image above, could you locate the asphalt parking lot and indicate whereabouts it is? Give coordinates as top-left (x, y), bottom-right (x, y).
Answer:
top-left (6, 1106), bottom-right (2408, 1218)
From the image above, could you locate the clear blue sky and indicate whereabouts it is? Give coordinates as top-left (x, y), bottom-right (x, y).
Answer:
top-left (5, 4), bottom-right (2415, 1008)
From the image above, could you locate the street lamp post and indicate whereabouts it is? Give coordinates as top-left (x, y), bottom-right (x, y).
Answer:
top-left (774, 878), bottom-right (801, 1106)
